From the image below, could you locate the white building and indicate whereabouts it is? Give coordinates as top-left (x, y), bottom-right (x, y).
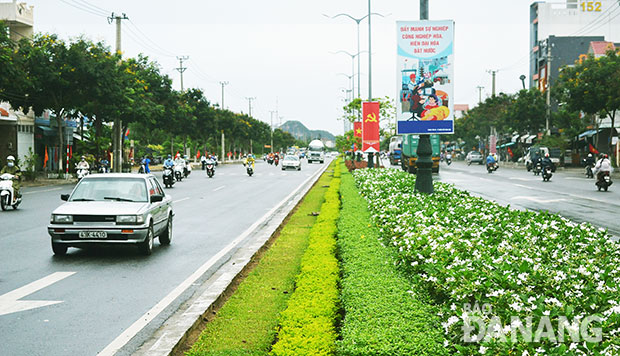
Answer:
top-left (0, 1), bottom-right (33, 41)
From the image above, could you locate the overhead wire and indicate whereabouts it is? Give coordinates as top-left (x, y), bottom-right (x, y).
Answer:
top-left (57, 0), bottom-right (107, 18)
top-left (71, 0), bottom-right (110, 16)
top-left (126, 19), bottom-right (177, 58)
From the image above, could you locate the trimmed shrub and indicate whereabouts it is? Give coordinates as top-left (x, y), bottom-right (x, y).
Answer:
top-left (271, 164), bottom-right (341, 356)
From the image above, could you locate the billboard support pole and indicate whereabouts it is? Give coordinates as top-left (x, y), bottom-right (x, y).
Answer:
top-left (415, 0), bottom-right (434, 194)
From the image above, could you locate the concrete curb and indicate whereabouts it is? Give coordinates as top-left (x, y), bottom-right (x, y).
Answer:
top-left (130, 162), bottom-right (332, 356)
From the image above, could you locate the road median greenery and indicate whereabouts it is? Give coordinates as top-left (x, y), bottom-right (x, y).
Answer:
top-left (353, 168), bottom-right (620, 355)
top-left (337, 168), bottom-right (448, 356)
top-left (270, 163), bottom-right (341, 356)
top-left (186, 162), bottom-right (336, 356)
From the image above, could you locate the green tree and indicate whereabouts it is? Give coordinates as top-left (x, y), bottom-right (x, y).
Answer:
top-left (504, 88), bottom-right (547, 134)
top-left (554, 50), bottom-right (620, 153)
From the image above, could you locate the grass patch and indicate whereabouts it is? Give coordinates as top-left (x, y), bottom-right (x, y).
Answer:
top-left (336, 166), bottom-right (448, 356)
top-left (185, 163), bottom-right (336, 356)
top-left (270, 164), bottom-right (342, 356)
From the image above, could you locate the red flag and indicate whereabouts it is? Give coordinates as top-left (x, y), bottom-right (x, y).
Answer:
top-left (589, 143), bottom-right (599, 154)
top-left (44, 145), bottom-right (49, 168)
top-left (353, 122), bottom-right (362, 138)
top-left (175, 151), bottom-right (180, 159)
top-left (196, 150), bottom-right (201, 159)
top-left (125, 128), bottom-right (130, 137)
top-left (69, 145), bottom-right (73, 159)
top-left (507, 147), bottom-right (514, 157)
top-left (362, 102), bottom-right (380, 153)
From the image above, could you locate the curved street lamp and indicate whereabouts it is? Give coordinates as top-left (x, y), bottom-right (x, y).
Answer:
top-left (324, 11), bottom-right (388, 101)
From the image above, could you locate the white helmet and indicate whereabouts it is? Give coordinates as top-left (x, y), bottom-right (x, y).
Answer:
top-left (6, 155), bottom-right (15, 161)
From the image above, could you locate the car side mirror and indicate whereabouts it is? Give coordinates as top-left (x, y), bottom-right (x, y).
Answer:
top-left (61, 194), bottom-right (69, 201)
top-left (150, 194), bottom-right (164, 203)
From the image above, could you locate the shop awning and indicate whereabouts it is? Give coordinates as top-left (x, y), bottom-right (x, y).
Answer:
top-left (525, 135), bottom-right (537, 144)
top-left (499, 142), bottom-right (516, 148)
top-left (511, 134), bottom-right (520, 142)
top-left (578, 129), bottom-right (600, 139)
top-left (520, 134), bottom-right (530, 142)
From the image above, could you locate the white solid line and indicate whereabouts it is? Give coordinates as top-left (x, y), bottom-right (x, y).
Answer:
top-left (97, 161), bottom-right (329, 356)
top-left (0, 272), bottom-right (76, 301)
top-left (23, 187), bottom-right (62, 195)
top-left (212, 186), bottom-right (225, 192)
top-left (173, 197), bottom-right (190, 204)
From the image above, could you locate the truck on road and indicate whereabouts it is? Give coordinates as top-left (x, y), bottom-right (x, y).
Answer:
top-left (400, 134), bottom-right (440, 174)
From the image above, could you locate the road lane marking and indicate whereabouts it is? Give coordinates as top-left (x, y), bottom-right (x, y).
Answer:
top-left (97, 160), bottom-right (330, 356)
top-left (212, 186), bottom-right (225, 192)
top-left (0, 272), bottom-right (76, 316)
top-left (23, 187), bottom-right (62, 195)
top-left (511, 196), bottom-right (567, 204)
top-left (512, 183), bottom-right (615, 205)
top-left (509, 177), bottom-right (538, 181)
top-left (173, 197), bottom-right (190, 204)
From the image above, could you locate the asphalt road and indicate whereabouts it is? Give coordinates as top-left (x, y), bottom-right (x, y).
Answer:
top-left (0, 159), bottom-right (329, 356)
top-left (415, 160), bottom-right (619, 237)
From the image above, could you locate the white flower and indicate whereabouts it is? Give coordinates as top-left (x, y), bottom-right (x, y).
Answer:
top-left (479, 346), bottom-right (487, 354)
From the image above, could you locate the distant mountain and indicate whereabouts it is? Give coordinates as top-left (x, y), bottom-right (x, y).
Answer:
top-left (279, 120), bottom-right (335, 142)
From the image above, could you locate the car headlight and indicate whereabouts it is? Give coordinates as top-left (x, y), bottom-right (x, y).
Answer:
top-left (116, 215), bottom-right (145, 224)
top-left (52, 214), bottom-right (73, 223)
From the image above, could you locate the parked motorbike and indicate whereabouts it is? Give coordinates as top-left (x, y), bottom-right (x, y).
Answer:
top-left (174, 164), bottom-right (184, 182)
top-left (206, 159), bottom-right (215, 178)
top-left (486, 162), bottom-right (498, 173)
top-left (596, 172), bottom-right (613, 191)
top-left (75, 164), bottom-right (89, 181)
top-left (163, 166), bottom-right (175, 188)
top-left (0, 173), bottom-right (21, 210)
top-left (542, 166), bottom-right (553, 182)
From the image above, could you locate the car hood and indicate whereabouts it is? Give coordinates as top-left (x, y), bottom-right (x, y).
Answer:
top-left (52, 201), bottom-right (149, 215)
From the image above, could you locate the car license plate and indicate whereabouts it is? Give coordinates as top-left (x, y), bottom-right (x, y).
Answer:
top-left (78, 231), bottom-right (107, 239)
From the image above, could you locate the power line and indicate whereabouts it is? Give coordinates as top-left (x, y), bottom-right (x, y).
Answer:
top-left (570, 3), bottom-right (620, 36)
top-left (126, 19), bottom-right (176, 57)
top-left (57, 0), bottom-right (107, 17)
top-left (72, 0), bottom-right (110, 16)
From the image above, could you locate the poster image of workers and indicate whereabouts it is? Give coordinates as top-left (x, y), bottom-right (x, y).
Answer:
top-left (396, 20), bottom-right (454, 134)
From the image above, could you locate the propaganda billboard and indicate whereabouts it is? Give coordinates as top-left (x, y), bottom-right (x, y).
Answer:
top-left (396, 20), bottom-right (454, 134)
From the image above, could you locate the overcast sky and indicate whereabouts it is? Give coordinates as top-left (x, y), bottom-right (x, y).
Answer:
top-left (18, 0), bottom-right (538, 136)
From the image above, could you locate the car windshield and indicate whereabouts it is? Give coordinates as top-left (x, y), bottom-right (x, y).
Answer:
top-left (285, 155), bottom-right (299, 161)
top-left (70, 178), bottom-right (148, 202)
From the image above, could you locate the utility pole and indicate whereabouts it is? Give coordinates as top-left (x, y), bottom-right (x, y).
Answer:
top-left (476, 86), bottom-right (484, 103)
top-left (270, 110), bottom-right (276, 153)
top-left (108, 12), bottom-right (128, 173)
top-left (176, 56), bottom-right (189, 92)
top-left (221, 130), bottom-right (225, 162)
top-left (219, 81), bottom-right (228, 109)
top-left (367, 0), bottom-right (372, 101)
top-left (415, 0), bottom-right (433, 194)
top-left (246, 97), bottom-right (256, 117)
top-left (487, 70), bottom-right (497, 96)
top-left (545, 40), bottom-right (552, 134)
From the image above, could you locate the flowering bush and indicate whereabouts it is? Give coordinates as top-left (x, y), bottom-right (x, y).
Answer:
top-left (353, 168), bottom-right (620, 355)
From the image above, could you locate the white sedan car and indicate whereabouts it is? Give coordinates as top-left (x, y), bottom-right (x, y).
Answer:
top-left (281, 155), bottom-right (301, 171)
top-left (48, 173), bottom-right (173, 256)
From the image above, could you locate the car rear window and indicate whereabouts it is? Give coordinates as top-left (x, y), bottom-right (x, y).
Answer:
top-left (70, 178), bottom-right (148, 202)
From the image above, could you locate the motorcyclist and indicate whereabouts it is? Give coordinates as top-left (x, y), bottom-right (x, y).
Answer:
top-left (77, 156), bottom-right (90, 171)
top-left (163, 154), bottom-right (175, 169)
top-left (1, 155), bottom-right (21, 201)
top-left (141, 156), bottom-right (151, 173)
top-left (486, 153), bottom-right (496, 167)
top-left (541, 153), bottom-right (554, 171)
top-left (201, 154), bottom-right (207, 170)
top-left (244, 154), bottom-right (255, 169)
top-left (584, 153), bottom-right (595, 167)
top-left (593, 153), bottom-right (612, 181)
top-left (99, 156), bottom-right (110, 173)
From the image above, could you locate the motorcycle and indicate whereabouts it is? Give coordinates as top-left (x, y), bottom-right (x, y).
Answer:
top-left (542, 166), bottom-right (553, 182)
top-left (445, 154), bottom-right (452, 166)
top-left (174, 164), bottom-right (184, 182)
top-left (183, 163), bottom-right (191, 178)
top-left (585, 164), bottom-right (594, 178)
top-left (596, 172), bottom-right (613, 191)
top-left (206, 159), bottom-right (215, 178)
top-left (245, 163), bottom-right (254, 177)
top-left (486, 162), bottom-right (498, 173)
top-left (163, 166), bottom-right (175, 188)
top-left (138, 163), bottom-right (146, 174)
top-left (533, 161), bottom-right (542, 176)
top-left (0, 173), bottom-right (21, 210)
top-left (75, 164), bottom-right (89, 181)
top-left (274, 157), bottom-right (279, 167)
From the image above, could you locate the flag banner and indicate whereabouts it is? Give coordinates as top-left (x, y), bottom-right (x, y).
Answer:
top-left (353, 121), bottom-right (362, 151)
top-left (362, 101), bottom-right (380, 153)
top-left (396, 20), bottom-right (455, 134)
top-left (44, 145), bottom-right (49, 168)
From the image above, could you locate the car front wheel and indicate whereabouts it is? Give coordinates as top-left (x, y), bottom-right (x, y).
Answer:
top-left (52, 241), bottom-right (68, 256)
top-left (139, 223), bottom-right (154, 255)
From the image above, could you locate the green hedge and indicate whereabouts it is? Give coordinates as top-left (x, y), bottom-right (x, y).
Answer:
top-left (337, 168), bottom-right (448, 356)
top-left (270, 165), bottom-right (341, 356)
